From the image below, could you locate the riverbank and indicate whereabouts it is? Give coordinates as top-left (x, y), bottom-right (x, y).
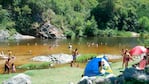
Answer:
top-left (0, 58), bottom-right (140, 84)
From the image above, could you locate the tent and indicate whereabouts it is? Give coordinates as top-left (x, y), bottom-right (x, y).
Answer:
top-left (84, 56), bottom-right (112, 77)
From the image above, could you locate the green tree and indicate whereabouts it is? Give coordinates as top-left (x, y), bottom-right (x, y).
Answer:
top-left (138, 16), bottom-right (149, 32)
top-left (84, 16), bottom-right (98, 36)
top-left (91, 0), bottom-right (115, 29)
top-left (0, 5), bottom-right (15, 30)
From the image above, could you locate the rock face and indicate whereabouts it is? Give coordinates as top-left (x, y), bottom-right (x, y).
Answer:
top-left (38, 22), bottom-right (66, 39)
top-left (12, 33), bottom-right (35, 39)
top-left (2, 73), bottom-right (31, 84)
top-left (32, 53), bottom-right (72, 64)
top-left (123, 67), bottom-right (149, 83)
top-left (0, 30), bottom-right (35, 40)
top-left (0, 30), bottom-right (10, 39)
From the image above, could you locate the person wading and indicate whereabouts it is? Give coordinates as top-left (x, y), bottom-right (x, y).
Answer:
top-left (70, 48), bottom-right (79, 67)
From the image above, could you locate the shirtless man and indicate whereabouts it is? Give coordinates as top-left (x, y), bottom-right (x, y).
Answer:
top-left (4, 58), bottom-right (11, 74)
top-left (71, 48), bottom-right (79, 67)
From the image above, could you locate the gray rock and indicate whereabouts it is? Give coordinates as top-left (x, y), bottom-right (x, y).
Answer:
top-left (0, 30), bottom-right (9, 39)
top-left (0, 30), bottom-right (35, 40)
top-left (32, 56), bottom-right (50, 62)
top-left (32, 53), bottom-right (72, 64)
top-left (78, 76), bottom-right (93, 84)
top-left (116, 75), bottom-right (125, 84)
top-left (38, 22), bottom-right (66, 39)
top-left (123, 67), bottom-right (138, 80)
top-left (95, 77), bottom-right (105, 84)
top-left (145, 65), bottom-right (149, 75)
top-left (12, 33), bottom-right (35, 39)
top-left (133, 73), bottom-right (149, 83)
top-left (2, 73), bottom-right (31, 84)
top-left (123, 67), bottom-right (149, 83)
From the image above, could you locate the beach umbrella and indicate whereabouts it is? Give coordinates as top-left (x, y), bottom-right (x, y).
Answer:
top-left (129, 46), bottom-right (147, 56)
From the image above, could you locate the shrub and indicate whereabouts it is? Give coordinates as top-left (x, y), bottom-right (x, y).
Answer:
top-left (76, 54), bottom-right (97, 63)
top-left (17, 62), bottom-right (50, 70)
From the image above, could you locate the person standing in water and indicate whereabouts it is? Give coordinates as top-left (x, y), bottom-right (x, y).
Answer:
top-left (4, 58), bottom-right (11, 74)
top-left (71, 48), bottom-right (79, 67)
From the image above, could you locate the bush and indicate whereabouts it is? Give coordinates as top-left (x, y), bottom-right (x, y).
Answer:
top-left (76, 54), bottom-right (97, 63)
top-left (64, 30), bottom-right (76, 39)
top-left (117, 31), bottom-right (132, 37)
top-left (98, 29), bottom-right (131, 37)
top-left (17, 62), bottom-right (50, 70)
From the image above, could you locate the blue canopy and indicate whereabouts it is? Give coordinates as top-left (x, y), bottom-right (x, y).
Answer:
top-left (84, 57), bottom-right (112, 77)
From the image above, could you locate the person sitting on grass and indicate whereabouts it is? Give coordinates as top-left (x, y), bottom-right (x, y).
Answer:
top-left (98, 61), bottom-right (106, 74)
top-left (136, 56), bottom-right (147, 70)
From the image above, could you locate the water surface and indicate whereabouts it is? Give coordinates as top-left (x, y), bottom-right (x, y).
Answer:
top-left (0, 37), bottom-right (140, 73)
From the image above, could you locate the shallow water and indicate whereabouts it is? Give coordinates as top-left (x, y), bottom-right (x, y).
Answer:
top-left (0, 37), bottom-right (140, 73)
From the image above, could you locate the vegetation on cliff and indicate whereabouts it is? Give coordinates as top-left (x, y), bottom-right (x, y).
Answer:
top-left (0, 0), bottom-right (149, 38)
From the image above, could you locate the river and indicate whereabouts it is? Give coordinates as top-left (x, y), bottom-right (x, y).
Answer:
top-left (0, 37), bottom-right (141, 73)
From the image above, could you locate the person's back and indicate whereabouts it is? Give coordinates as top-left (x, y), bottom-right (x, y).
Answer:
top-left (138, 56), bottom-right (147, 70)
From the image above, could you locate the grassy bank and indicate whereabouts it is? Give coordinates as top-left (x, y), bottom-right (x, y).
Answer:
top-left (0, 66), bottom-right (84, 84)
top-left (0, 58), bottom-right (140, 84)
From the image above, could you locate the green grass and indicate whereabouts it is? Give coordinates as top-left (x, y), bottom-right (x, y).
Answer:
top-left (77, 54), bottom-right (97, 63)
top-left (17, 62), bottom-right (50, 70)
top-left (25, 67), bottom-right (83, 84)
top-left (111, 58), bottom-right (140, 76)
top-left (0, 58), bottom-right (141, 84)
top-left (0, 66), bottom-right (83, 84)
top-left (0, 73), bottom-right (18, 83)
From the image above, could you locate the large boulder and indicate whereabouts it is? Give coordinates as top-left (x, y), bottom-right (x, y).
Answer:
top-left (78, 76), bottom-right (96, 84)
top-left (123, 67), bottom-right (138, 80)
top-left (95, 77), bottom-right (105, 84)
top-left (0, 30), bottom-right (10, 39)
top-left (32, 53), bottom-right (72, 64)
top-left (32, 56), bottom-right (50, 62)
top-left (145, 65), bottom-right (149, 75)
top-left (0, 29), bottom-right (35, 40)
top-left (123, 67), bottom-right (149, 83)
top-left (38, 22), bottom-right (66, 39)
top-left (2, 73), bottom-right (31, 84)
top-left (12, 33), bottom-right (35, 39)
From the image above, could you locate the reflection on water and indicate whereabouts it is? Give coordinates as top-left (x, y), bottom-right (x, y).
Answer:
top-left (0, 37), bottom-right (140, 73)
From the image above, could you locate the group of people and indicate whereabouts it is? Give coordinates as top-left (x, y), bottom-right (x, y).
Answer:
top-left (4, 50), bottom-right (16, 74)
top-left (121, 48), bottom-right (149, 70)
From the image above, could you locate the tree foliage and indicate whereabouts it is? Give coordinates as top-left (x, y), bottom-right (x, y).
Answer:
top-left (0, 0), bottom-right (149, 37)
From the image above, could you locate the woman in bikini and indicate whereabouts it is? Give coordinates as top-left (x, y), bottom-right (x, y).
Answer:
top-left (124, 49), bottom-right (133, 68)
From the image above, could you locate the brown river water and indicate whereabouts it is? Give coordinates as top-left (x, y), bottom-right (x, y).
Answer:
top-left (0, 37), bottom-right (140, 73)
